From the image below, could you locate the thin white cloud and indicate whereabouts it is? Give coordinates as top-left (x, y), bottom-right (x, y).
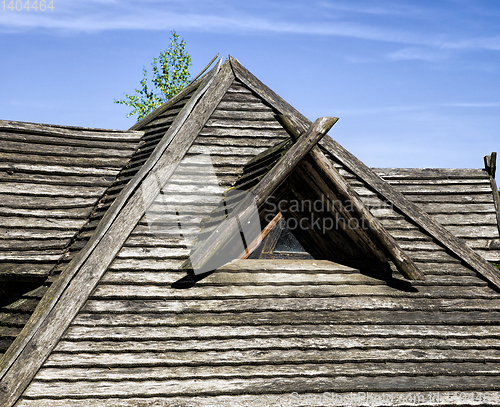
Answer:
top-left (387, 47), bottom-right (450, 62)
top-left (440, 102), bottom-right (500, 108)
top-left (1, 0), bottom-right (499, 57)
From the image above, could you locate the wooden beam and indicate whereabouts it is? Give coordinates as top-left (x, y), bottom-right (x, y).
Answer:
top-left (238, 212), bottom-right (283, 259)
top-left (0, 60), bottom-right (234, 407)
top-left (185, 117), bottom-right (338, 274)
top-left (277, 115), bottom-right (423, 280)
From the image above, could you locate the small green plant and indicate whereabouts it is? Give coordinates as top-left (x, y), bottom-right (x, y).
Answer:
top-left (115, 30), bottom-right (191, 121)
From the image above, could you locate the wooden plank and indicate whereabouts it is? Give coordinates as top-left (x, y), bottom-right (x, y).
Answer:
top-left (216, 101), bottom-right (274, 111)
top-left (0, 207), bottom-right (91, 220)
top-left (187, 145), bottom-right (268, 156)
top-left (0, 217), bottom-right (84, 230)
top-left (0, 152), bottom-right (130, 169)
top-left (194, 136), bottom-right (285, 148)
top-left (39, 347), bottom-right (500, 369)
top-left (186, 117), bottom-right (338, 274)
top-left (490, 177), bottom-right (500, 236)
top-left (99, 271), bottom-right (484, 286)
top-left (91, 284), bottom-right (498, 300)
top-left (0, 140), bottom-right (136, 159)
top-left (204, 118), bottom-right (283, 129)
top-left (0, 171), bottom-right (116, 188)
top-left (374, 167), bottom-right (489, 180)
top-left (0, 183), bottom-right (106, 198)
top-left (0, 263), bottom-right (55, 279)
top-left (229, 55), bottom-right (500, 288)
top-left (32, 361), bottom-right (500, 382)
top-left (0, 162), bottom-right (121, 177)
top-left (0, 119), bottom-right (143, 141)
top-left (16, 391), bottom-right (500, 407)
top-left (0, 60), bottom-right (233, 407)
top-left (53, 336), bottom-right (500, 355)
top-left (0, 131), bottom-right (140, 150)
top-left (0, 228), bottom-right (77, 240)
top-left (198, 127), bottom-right (287, 138)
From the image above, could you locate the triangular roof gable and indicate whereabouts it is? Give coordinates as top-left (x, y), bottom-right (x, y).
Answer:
top-left (185, 114), bottom-right (423, 280)
top-left (0, 58), bottom-right (235, 406)
top-left (228, 56), bottom-right (500, 289)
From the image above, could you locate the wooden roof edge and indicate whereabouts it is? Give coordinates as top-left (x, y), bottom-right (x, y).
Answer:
top-left (228, 55), bottom-right (310, 134)
top-left (130, 55), bottom-right (222, 131)
top-left (0, 118), bottom-right (144, 140)
top-left (185, 116), bottom-right (338, 274)
top-left (0, 60), bottom-right (235, 407)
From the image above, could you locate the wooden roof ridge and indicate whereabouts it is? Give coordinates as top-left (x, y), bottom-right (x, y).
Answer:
top-left (227, 56), bottom-right (500, 290)
top-left (0, 58), bottom-right (237, 407)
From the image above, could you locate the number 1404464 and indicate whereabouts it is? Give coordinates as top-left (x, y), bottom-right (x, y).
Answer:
top-left (2, 0), bottom-right (53, 11)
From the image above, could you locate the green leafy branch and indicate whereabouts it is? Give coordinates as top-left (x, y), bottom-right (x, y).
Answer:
top-left (115, 31), bottom-right (192, 121)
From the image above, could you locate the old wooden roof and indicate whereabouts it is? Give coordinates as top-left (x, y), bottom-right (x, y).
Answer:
top-left (1, 56), bottom-right (500, 406)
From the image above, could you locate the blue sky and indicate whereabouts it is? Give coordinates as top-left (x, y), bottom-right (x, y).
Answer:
top-left (1, 0), bottom-right (499, 168)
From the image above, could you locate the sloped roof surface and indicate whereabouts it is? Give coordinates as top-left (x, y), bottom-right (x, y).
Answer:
top-left (1, 57), bottom-right (500, 406)
top-left (0, 120), bottom-right (143, 280)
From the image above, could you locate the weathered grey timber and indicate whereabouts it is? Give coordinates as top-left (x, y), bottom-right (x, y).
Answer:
top-left (2, 56), bottom-right (500, 406)
top-left (0, 120), bottom-right (142, 281)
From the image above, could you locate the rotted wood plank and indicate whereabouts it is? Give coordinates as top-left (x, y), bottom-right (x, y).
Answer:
top-left (0, 61), bottom-right (233, 407)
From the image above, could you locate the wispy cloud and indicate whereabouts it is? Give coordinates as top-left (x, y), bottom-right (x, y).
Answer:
top-left (1, 0), bottom-right (500, 58)
top-left (387, 47), bottom-right (450, 62)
